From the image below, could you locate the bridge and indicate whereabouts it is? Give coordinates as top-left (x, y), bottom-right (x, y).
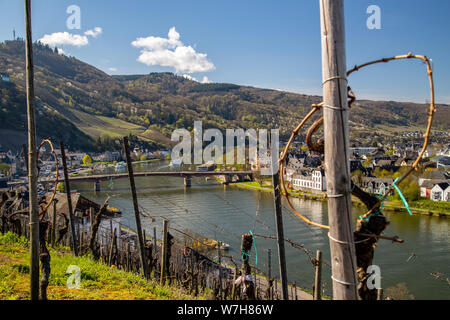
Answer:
top-left (8, 171), bottom-right (254, 192)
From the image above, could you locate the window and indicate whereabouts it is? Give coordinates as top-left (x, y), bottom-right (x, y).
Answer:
top-left (433, 192), bottom-right (442, 201)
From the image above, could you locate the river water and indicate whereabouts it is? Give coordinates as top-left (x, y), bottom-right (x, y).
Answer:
top-left (72, 161), bottom-right (449, 300)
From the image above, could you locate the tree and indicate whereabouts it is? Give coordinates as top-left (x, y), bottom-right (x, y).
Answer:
top-left (82, 154), bottom-right (92, 166)
top-left (363, 157), bottom-right (372, 168)
top-left (56, 182), bottom-right (64, 192)
top-left (0, 162), bottom-right (10, 175)
top-left (351, 169), bottom-right (364, 185)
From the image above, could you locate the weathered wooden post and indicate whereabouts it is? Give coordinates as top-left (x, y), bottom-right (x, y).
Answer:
top-left (377, 288), bottom-right (383, 300)
top-left (153, 226), bottom-right (157, 255)
top-left (60, 141), bottom-right (78, 256)
top-left (313, 250), bottom-right (322, 300)
top-left (108, 228), bottom-right (117, 266)
top-left (123, 136), bottom-right (149, 279)
top-left (293, 281), bottom-right (298, 300)
top-left (231, 266), bottom-right (238, 300)
top-left (271, 155), bottom-right (288, 300)
top-left (240, 233), bottom-right (255, 300)
top-left (51, 198), bottom-right (57, 247)
top-left (319, 0), bottom-right (358, 300)
top-left (160, 219), bottom-right (169, 285)
top-left (89, 207), bottom-right (94, 234)
top-left (217, 239), bottom-right (221, 264)
top-left (24, 0), bottom-right (40, 300)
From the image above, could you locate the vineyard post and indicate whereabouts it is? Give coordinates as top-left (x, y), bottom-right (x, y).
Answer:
top-left (319, 0), bottom-right (358, 299)
top-left (377, 288), bottom-right (383, 300)
top-left (271, 156), bottom-right (288, 300)
top-left (313, 250), bottom-right (322, 300)
top-left (24, 0), bottom-right (40, 300)
top-left (60, 141), bottom-right (79, 256)
top-left (160, 219), bottom-right (169, 285)
top-left (123, 136), bottom-right (149, 279)
top-left (51, 199), bottom-right (57, 247)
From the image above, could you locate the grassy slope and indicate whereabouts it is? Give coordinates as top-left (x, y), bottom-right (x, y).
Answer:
top-left (69, 108), bottom-right (147, 139)
top-left (0, 232), bottom-right (204, 300)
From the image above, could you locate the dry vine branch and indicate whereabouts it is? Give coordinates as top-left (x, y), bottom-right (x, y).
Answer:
top-left (278, 53), bottom-right (436, 230)
top-left (36, 139), bottom-right (59, 216)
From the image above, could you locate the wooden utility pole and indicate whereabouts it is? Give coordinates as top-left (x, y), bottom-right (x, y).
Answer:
top-left (24, 0), bottom-right (39, 301)
top-left (160, 219), bottom-right (168, 285)
top-left (60, 141), bottom-right (78, 256)
top-left (123, 136), bottom-right (149, 279)
top-left (319, 0), bottom-right (358, 300)
top-left (271, 158), bottom-right (288, 300)
top-left (313, 250), bottom-right (322, 300)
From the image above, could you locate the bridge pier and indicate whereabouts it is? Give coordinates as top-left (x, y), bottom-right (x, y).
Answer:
top-left (222, 175), bottom-right (231, 185)
top-left (184, 177), bottom-right (192, 188)
top-left (94, 180), bottom-right (101, 193)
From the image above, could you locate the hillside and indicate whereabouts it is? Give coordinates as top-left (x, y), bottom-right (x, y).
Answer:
top-left (0, 232), bottom-right (203, 300)
top-left (0, 40), bottom-right (449, 152)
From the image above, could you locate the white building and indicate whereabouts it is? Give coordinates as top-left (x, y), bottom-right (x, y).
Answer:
top-left (430, 183), bottom-right (450, 202)
top-left (292, 169), bottom-right (326, 192)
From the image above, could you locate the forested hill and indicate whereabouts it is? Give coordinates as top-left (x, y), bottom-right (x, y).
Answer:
top-left (0, 40), bottom-right (449, 152)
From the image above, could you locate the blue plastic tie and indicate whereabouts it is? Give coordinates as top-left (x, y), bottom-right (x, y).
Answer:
top-left (249, 230), bottom-right (258, 268)
top-left (392, 177), bottom-right (412, 215)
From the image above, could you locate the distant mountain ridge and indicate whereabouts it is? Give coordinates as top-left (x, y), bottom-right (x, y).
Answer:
top-left (0, 40), bottom-right (448, 152)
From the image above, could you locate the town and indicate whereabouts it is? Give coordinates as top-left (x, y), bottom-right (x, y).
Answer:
top-left (1, 138), bottom-right (449, 206)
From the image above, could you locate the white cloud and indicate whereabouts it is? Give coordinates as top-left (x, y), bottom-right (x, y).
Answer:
top-left (132, 27), bottom-right (215, 74)
top-left (38, 26), bottom-right (102, 47)
top-left (57, 48), bottom-right (66, 55)
top-left (85, 27), bottom-right (103, 38)
top-left (108, 67), bottom-right (118, 72)
top-left (201, 76), bottom-right (211, 84)
top-left (39, 32), bottom-right (88, 47)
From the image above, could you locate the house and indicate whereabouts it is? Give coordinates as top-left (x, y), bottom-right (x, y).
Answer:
top-left (284, 156), bottom-right (304, 182)
top-left (438, 147), bottom-right (450, 157)
top-left (361, 177), bottom-right (394, 195)
top-left (430, 155), bottom-right (450, 170)
top-left (250, 149), bottom-right (272, 172)
top-left (349, 147), bottom-right (377, 156)
top-left (304, 154), bottom-right (322, 168)
top-left (419, 180), bottom-right (441, 199)
top-left (103, 151), bottom-right (121, 162)
top-left (430, 183), bottom-right (450, 201)
top-left (291, 169), bottom-right (326, 192)
top-left (66, 152), bottom-right (85, 167)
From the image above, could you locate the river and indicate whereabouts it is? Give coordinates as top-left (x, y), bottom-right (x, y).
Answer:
top-left (72, 160), bottom-right (449, 300)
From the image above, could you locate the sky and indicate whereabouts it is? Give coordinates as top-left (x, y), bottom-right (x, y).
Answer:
top-left (0, 0), bottom-right (449, 104)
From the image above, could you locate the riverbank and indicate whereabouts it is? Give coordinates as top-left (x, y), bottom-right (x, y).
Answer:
top-left (230, 181), bottom-right (449, 217)
top-left (0, 232), bottom-right (205, 300)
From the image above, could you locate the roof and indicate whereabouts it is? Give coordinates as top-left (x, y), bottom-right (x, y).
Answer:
top-left (434, 182), bottom-right (450, 190)
top-left (375, 160), bottom-right (393, 166)
top-left (47, 192), bottom-right (117, 218)
top-left (431, 155), bottom-right (450, 165)
top-left (362, 177), bottom-right (394, 184)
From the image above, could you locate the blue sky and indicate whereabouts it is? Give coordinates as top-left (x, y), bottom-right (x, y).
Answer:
top-left (1, 0), bottom-right (449, 103)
